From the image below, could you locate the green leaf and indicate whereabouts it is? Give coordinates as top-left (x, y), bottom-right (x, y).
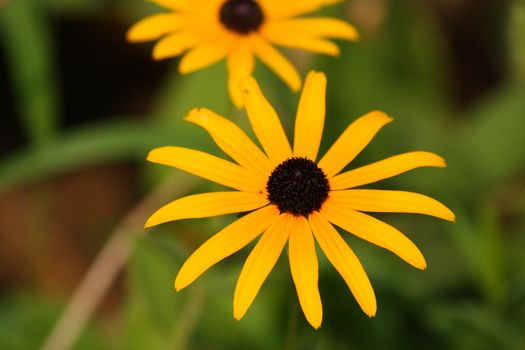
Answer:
top-left (425, 302), bottom-right (525, 349)
top-left (0, 0), bottom-right (59, 145)
top-left (0, 118), bottom-right (210, 194)
top-left (461, 85), bottom-right (525, 187)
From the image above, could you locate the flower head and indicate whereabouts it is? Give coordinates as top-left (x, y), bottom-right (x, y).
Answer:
top-left (127, 0), bottom-right (358, 107)
top-left (145, 71), bottom-right (455, 329)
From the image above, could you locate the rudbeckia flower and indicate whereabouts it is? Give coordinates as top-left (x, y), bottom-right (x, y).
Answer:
top-left (145, 71), bottom-right (455, 329)
top-left (127, 0), bottom-right (358, 107)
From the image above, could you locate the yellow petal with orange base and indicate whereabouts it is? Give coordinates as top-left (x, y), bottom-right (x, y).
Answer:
top-left (175, 205), bottom-right (279, 291)
top-left (145, 191), bottom-right (269, 228)
top-left (233, 213), bottom-right (293, 320)
top-left (289, 216), bottom-right (323, 329)
top-left (330, 151), bottom-right (446, 190)
top-left (321, 200), bottom-right (427, 270)
top-left (309, 212), bottom-right (376, 317)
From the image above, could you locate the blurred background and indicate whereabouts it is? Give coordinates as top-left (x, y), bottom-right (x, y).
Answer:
top-left (1, 0), bottom-right (525, 349)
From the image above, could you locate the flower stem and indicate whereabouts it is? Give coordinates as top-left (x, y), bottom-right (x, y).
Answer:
top-left (40, 173), bottom-right (197, 350)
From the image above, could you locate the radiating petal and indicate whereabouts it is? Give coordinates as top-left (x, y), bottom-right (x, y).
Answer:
top-left (147, 146), bottom-right (265, 192)
top-left (293, 71), bottom-right (326, 160)
top-left (152, 31), bottom-right (198, 60)
top-left (185, 108), bottom-right (273, 177)
top-left (330, 151), bottom-right (446, 190)
top-left (321, 199), bottom-right (426, 269)
top-left (260, 0), bottom-right (342, 19)
top-left (175, 205), bottom-right (279, 290)
top-left (233, 213), bottom-right (293, 320)
top-left (329, 190), bottom-right (456, 222)
top-left (250, 34), bottom-right (301, 91)
top-left (309, 212), bottom-right (376, 316)
top-left (266, 35), bottom-right (340, 56)
top-left (227, 42), bottom-right (255, 108)
top-left (240, 77), bottom-right (292, 165)
top-left (127, 13), bottom-right (183, 42)
top-left (318, 111), bottom-right (393, 177)
top-left (179, 39), bottom-right (232, 74)
top-left (289, 216), bottom-right (323, 329)
top-left (145, 191), bottom-right (269, 228)
top-left (263, 17), bottom-right (359, 41)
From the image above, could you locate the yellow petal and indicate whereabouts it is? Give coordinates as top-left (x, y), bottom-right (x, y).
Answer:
top-left (240, 77), bottom-right (292, 165)
top-left (265, 34), bottom-right (340, 56)
top-left (227, 42), bottom-right (255, 108)
top-left (250, 34), bottom-right (301, 91)
top-left (263, 18), bottom-right (359, 41)
top-left (233, 213), bottom-right (293, 320)
top-left (152, 31), bottom-right (197, 60)
top-left (318, 111), bottom-right (393, 177)
top-left (289, 216), bottom-right (323, 329)
top-left (260, 0), bottom-right (343, 19)
top-left (179, 41), bottom-right (232, 74)
top-left (147, 146), bottom-right (265, 193)
top-left (321, 199), bottom-right (427, 270)
top-left (330, 151), bottom-right (447, 190)
top-left (127, 13), bottom-right (183, 43)
top-left (293, 71), bottom-right (326, 160)
top-left (309, 212), bottom-right (376, 317)
top-left (175, 205), bottom-right (279, 290)
top-left (145, 191), bottom-right (269, 228)
top-left (185, 108), bottom-right (273, 177)
top-left (329, 190), bottom-right (456, 222)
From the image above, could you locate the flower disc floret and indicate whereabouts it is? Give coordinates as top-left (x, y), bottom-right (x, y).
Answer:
top-left (220, 0), bottom-right (264, 34)
top-left (267, 157), bottom-right (330, 217)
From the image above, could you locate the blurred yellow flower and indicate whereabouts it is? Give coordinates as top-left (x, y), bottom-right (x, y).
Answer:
top-left (145, 71), bottom-right (455, 329)
top-left (127, 0), bottom-right (358, 107)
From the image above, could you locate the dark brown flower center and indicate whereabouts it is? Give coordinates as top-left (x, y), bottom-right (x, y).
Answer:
top-left (219, 0), bottom-right (264, 34)
top-left (267, 157), bottom-right (330, 217)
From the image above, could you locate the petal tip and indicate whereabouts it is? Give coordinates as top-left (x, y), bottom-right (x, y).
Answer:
top-left (152, 49), bottom-right (169, 61)
top-left (144, 213), bottom-right (162, 228)
top-left (179, 61), bottom-right (191, 74)
top-left (441, 206), bottom-right (456, 223)
top-left (360, 298), bottom-right (377, 318)
top-left (416, 259), bottom-right (427, 270)
top-left (307, 317), bottom-right (322, 330)
top-left (291, 79), bottom-right (302, 92)
top-left (126, 28), bottom-right (139, 43)
top-left (329, 47), bottom-right (341, 57)
top-left (239, 76), bottom-right (257, 92)
top-left (364, 305), bottom-right (377, 318)
top-left (373, 110), bottom-right (394, 122)
top-left (184, 108), bottom-right (206, 123)
top-left (174, 276), bottom-right (187, 292)
top-left (233, 100), bottom-right (243, 109)
top-left (146, 148), bottom-right (161, 162)
top-left (233, 306), bottom-right (246, 321)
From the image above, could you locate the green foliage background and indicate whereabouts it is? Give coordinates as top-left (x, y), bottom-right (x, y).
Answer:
top-left (1, 0), bottom-right (525, 349)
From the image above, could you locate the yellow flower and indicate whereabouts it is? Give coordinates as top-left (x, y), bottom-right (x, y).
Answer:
top-left (145, 71), bottom-right (455, 329)
top-left (127, 0), bottom-right (358, 107)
